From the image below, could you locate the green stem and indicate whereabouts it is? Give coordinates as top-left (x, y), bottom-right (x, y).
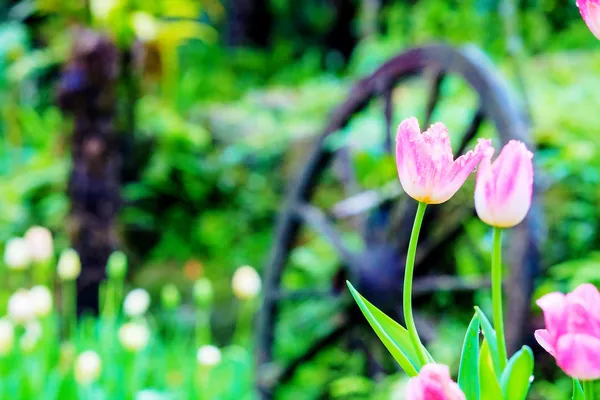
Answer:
top-left (585, 381), bottom-right (595, 400)
top-left (492, 227), bottom-right (508, 370)
top-left (403, 201), bottom-right (429, 365)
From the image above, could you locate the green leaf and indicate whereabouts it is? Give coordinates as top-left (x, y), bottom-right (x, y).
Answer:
top-left (479, 339), bottom-right (503, 400)
top-left (573, 379), bottom-right (585, 400)
top-left (500, 346), bottom-right (534, 400)
top-left (475, 306), bottom-right (502, 379)
top-left (346, 281), bottom-right (422, 376)
top-left (458, 313), bottom-right (480, 400)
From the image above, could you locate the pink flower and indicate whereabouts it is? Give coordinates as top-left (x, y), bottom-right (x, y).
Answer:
top-left (535, 284), bottom-right (600, 380)
top-left (406, 363), bottom-right (465, 400)
top-left (577, 0), bottom-right (600, 40)
top-left (474, 140), bottom-right (533, 228)
top-left (395, 117), bottom-right (492, 204)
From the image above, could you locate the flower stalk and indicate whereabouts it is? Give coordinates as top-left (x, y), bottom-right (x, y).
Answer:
top-left (492, 227), bottom-right (508, 370)
top-left (585, 381), bottom-right (595, 400)
top-left (404, 201), bottom-right (429, 365)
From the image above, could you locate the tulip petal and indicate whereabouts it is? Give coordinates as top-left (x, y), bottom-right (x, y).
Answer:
top-left (577, 0), bottom-right (600, 40)
top-left (534, 329), bottom-right (556, 357)
top-left (569, 284), bottom-right (600, 322)
top-left (556, 333), bottom-right (600, 380)
top-left (536, 292), bottom-right (567, 342)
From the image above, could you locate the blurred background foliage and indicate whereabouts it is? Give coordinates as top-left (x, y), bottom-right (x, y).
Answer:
top-left (0, 0), bottom-right (600, 398)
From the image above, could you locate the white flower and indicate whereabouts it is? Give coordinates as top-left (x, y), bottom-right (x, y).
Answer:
top-left (131, 12), bottom-right (159, 42)
top-left (4, 238), bottom-right (31, 270)
top-left (8, 289), bottom-right (35, 324)
top-left (24, 226), bottom-right (54, 263)
top-left (90, 0), bottom-right (117, 20)
top-left (123, 288), bottom-right (151, 317)
top-left (30, 285), bottom-right (53, 317)
top-left (118, 322), bottom-right (150, 352)
top-left (57, 249), bottom-right (81, 281)
top-left (196, 345), bottom-right (222, 367)
top-left (0, 319), bottom-right (14, 355)
top-left (232, 265), bottom-right (261, 300)
top-left (75, 350), bottom-right (102, 385)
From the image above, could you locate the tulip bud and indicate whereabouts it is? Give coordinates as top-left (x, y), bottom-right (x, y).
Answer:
top-left (196, 345), bottom-right (221, 367)
top-left (24, 226), bottom-right (54, 263)
top-left (107, 251), bottom-right (128, 280)
top-left (123, 288), bottom-right (151, 318)
top-left (406, 363), bottom-right (465, 400)
top-left (193, 278), bottom-right (213, 307)
top-left (8, 289), bottom-right (35, 324)
top-left (75, 350), bottom-right (102, 385)
top-left (161, 284), bottom-right (181, 310)
top-left (232, 265), bottom-right (261, 300)
top-left (118, 322), bottom-right (150, 352)
top-left (0, 319), bottom-right (15, 355)
top-left (577, 0), bottom-right (600, 40)
top-left (474, 140), bottom-right (534, 228)
top-left (4, 238), bottom-right (31, 271)
top-left (30, 285), bottom-right (53, 317)
top-left (57, 249), bottom-right (81, 281)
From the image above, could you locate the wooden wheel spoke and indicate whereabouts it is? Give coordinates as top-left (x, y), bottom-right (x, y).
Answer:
top-left (294, 203), bottom-right (356, 264)
top-left (330, 180), bottom-right (402, 219)
top-left (456, 106), bottom-right (485, 155)
top-left (383, 88), bottom-right (394, 153)
top-left (424, 68), bottom-right (446, 127)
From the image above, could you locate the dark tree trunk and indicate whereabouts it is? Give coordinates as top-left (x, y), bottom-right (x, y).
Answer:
top-left (58, 29), bottom-right (121, 314)
top-left (226, 0), bottom-right (272, 47)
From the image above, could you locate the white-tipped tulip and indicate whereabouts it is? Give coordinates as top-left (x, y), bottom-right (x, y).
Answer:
top-left (57, 249), bottom-right (81, 281)
top-left (0, 319), bottom-right (14, 355)
top-left (196, 345), bottom-right (222, 367)
top-left (118, 322), bottom-right (150, 352)
top-left (75, 350), bottom-right (102, 385)
top-left (24, 226), bottom-right (54, 263)
top-left (30, 285), bottom-right (53, 317)
top-left (4, 238), bottom-right (31, 270)
top-left (232, 265), bottom-right (261, 300)
top-left (8, 289), bottom-right (35, 324)
top-left (123, 288), bottom-right (151, 317)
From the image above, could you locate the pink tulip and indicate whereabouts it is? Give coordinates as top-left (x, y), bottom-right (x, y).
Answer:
top-left (535, 284), bottom-right (600, 380)
top-left (474, 140), bottom-right (533, 228)
top-left (395, 117), bottom-right (492, 204)
top-left (406, 363), bottom-right (466, 400)
top-left (577, 0), bottom-right (600, 40)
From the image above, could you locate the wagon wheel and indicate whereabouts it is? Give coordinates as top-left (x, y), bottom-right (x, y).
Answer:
top-left (256, 44), bottom-right (542, 398)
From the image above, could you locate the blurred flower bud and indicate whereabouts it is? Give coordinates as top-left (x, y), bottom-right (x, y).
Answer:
top-left (232, 265), bottom-right (261, 300)
top-left (107, 251), bottom-right (128, 280)
top-left (193, 278), bottom-right (213, 307)
top-left (75, 350), bottom-right (102, 385)
top-left (30, 285), bottom-right (53, 317)
top-left (131, 12), bottom-right (159, 42)
top-left (8, 289), bottom-right (35, 324)
top-left (59, 342), bottom-right (76, 373)
top-left (123, 288), bottom-right (151, 317)
top-left (19, 320), bottom-right (42, 353)
top-left (0, 319), bottom-right (14, 355)
top-left (161, 284), bottom-right (181, 310)
top-left (118, 322), bottom-right (150, 352)
top-left (24, 226), bottom-right (54, 263)
top-left (57, 249), bottom-right (81, 281)
top-left (90, 0), bottom-right (117, 20)
top-left (4, 238), bottom-right (31, 271)
top-left (196, 345), bottom-right (221, 367)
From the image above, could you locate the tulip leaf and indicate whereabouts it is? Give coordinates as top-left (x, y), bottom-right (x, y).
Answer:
top-left (573, 379), bottom-right (585, 400)
top-left (458, 313), bottom-right (480, 400)
top-left (475, 306), bottom-right (502, 379)
top-left (479, 339), bottom-right (503, 400)
top-left (500, 345), bottom-right (534, 400)
top-left (346, 281), bottom-right (422, 376)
